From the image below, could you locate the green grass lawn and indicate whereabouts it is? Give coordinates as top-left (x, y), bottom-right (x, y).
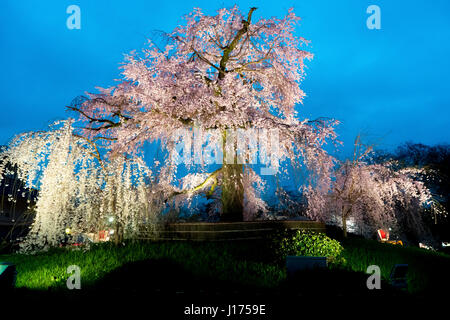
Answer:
top-left (340, 237), bottom-right (450, 295)
top-left (0, 241), bottom-right (285, 291)
top-left (1, 237), bottom-right (449, 297)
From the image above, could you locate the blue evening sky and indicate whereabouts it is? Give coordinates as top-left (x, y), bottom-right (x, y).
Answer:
top-left (1, 0), bottom-right (449, 158)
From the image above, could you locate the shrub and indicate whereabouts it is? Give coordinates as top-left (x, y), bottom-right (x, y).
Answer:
top-left (270, 230), bottom-right (344, 265)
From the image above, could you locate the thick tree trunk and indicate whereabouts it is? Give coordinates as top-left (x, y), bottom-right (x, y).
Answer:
top-left (220, 129), bottom-right (244, 221)
top-left (221, 163), bottom-right (244, 221)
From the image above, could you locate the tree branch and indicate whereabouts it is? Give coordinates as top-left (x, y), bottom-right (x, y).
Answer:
top-left (165, 167), bottom-right (222, 202)
top-left (72, 134), bottom-right (105, 170)
top-left (218, 7), bottom-right (257, 79)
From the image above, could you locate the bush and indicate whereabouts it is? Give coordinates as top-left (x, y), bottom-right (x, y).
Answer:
top-left (270, 230), bottom-right (344, 265)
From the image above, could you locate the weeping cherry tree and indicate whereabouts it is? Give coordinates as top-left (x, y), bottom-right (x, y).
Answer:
top-left (68, 6), bottom-right (338, 222)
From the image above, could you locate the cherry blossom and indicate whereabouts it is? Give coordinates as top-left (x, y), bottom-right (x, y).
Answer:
top-left (306, 136), bottom-right (445, 239)
top-left (68, 6), bottom-right (338, 221)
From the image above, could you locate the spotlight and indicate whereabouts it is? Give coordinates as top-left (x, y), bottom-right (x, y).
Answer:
top-left (0, 262), bottom-right (17, 290)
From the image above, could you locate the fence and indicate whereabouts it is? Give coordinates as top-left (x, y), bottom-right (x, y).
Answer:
top-left (138, 219), bottom-right (325, 241)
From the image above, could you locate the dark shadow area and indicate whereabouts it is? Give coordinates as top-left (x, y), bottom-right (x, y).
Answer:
top-left (88, 258), bottom-right (251, 295)
top-left (3, 259), bottom-right (409, 298)
top-left (280, 268), bottom-right (407, 298)
top-left (0, 258), bottom-right (434, 317)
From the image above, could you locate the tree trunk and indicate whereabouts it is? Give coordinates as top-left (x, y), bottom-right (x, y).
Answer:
top-left (221, 163), bottom-right (244, 221)
top-left (342, 215), bottom-right (348, 238)
top-left (341, 205), bottom-right (350, 238)
top-left (114, 222), bottom-right (124, 245)
top-left (220, 129), bottom-right (244, 221)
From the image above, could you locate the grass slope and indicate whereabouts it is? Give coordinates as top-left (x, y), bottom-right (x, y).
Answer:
top-left (1, 238), bottom-right (449, 296)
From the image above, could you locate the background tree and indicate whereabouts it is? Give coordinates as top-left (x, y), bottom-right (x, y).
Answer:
top-left (68, 6), bottom-right (338, 222)
top-left (0, 121), bottom-right (159, 251)
top-left (307, 135), bottom-right (443, 240)
top-left (376, 142), bottom-right (450, 241)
